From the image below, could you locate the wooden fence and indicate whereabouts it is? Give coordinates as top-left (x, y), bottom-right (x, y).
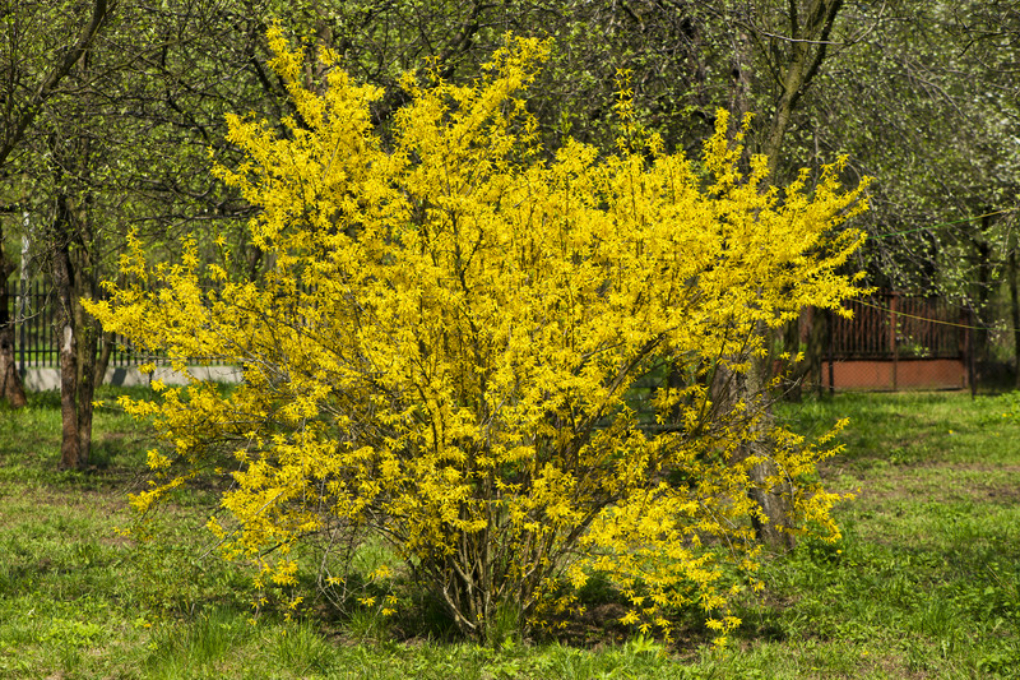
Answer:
top-left (829, 293), bottom-right (966, 359)
top-left (821, 293), bottom-right (969, 391)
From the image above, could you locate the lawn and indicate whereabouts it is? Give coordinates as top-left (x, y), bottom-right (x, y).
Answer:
top-left (1, 387), bottom-right (1018, 678)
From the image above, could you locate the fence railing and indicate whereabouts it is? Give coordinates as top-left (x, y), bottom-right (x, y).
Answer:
top-left (829, 293), bottom-right (966, 360)
top-left (5, 283), bottom-right (972, 392)
top-left (5, 281), bottom-right (225, 371)
top-left (819, 293), bottom-right (970, 392)
top-left (10, 280), bottom-right (58, 370)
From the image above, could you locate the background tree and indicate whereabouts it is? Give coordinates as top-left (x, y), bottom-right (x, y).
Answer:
top-left (6, 0), bottom-right (1020, 462)
top-left (0, 0), bottom-right (112, 411)
top-left (800, 1), bottom-right (1020, 380)
top-left (1, 0), bottom-right (281, 465)
top-left (0, 223), bottom-right (25, 407)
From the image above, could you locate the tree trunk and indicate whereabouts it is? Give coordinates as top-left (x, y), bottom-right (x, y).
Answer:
top-left (92, 272), bottom-right (126, 386)
top-left (782, 306), bottom-right (829, 401)
top-left (729, 27), bottom-right (754, 124)
top-left (972, 215), bottom-right (993, 384)
top-left (721, 1), bottom-right (846, 548)
top-left (0, 284), bottom-right (27, 408)
top-left (0, 224), bottom-right (27, 408)
top-left (51, 194), bottom-right (99, 471)
top-left (1010, 249), bottom-right (1020, 389)
top-left (44, 23), bottom-right (105, 471)
top-left (712, 350), bottom-right (796, 552)
top-left (52, 212), bottom-right (84, 470)
top-left (743, 352), bottom-right (796, 551)
top-left (73, 274), bottom-right (99, 463)
top-left (761, 0), bottom-right (844, 179)
top-left (93, 329), bottom-right (114, 387)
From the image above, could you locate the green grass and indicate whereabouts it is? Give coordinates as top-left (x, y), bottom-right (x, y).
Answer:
top-left (1, 388), bottom-right (1019, 677)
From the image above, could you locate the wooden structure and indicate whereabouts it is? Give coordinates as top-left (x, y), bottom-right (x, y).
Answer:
top-left (819, 293), bottom-right (969, 392)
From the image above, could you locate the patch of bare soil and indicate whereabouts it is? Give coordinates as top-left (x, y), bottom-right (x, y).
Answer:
top-left (824, 460), bottom-right (1020, 506)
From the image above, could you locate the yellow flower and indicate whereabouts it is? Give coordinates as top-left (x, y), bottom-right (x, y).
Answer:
top-left (87, 30), bottom-right (868, 640)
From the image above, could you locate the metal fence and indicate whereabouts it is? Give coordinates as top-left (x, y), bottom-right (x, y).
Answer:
top-left (6, 281), bottom-right (183, 371)
top-left (9, 281), bottom-right (58, 370)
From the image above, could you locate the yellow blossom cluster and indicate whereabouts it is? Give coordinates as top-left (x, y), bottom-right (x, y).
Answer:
top-left (86, 29), bottom-right (867, 642)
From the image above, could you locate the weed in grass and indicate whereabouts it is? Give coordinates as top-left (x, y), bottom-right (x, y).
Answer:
top-left (42, 617), bottom-right (107, 647)
top-left (345, 604), bottom-right (393, 642)
top-left (145, 608), bottom-right (252, 678)
top-left (483, 601), bottom-right (524, 647)
top-left (271, 621), bottom-right (335, 674)
top-left (911, 596), bottom-right (957, 639)
top-left (985, 563), bottom-right (1020, 629)
top-left (624, 633), bottom-right (666, 657)
top-left (541, 644), bottom-right (600, 679)
top-left (57, 645), bottom-right (84, 676)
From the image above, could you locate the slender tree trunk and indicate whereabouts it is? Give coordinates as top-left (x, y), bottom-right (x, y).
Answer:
top-left (729, 27), bottom-right (754, 124)
top-left (74, 276), bottom-right (99, 462)
top-left (0, 289), bottom-right (27, 408)
top-left (51, 197), bottom-right (97, 470)
top-left (53, 230), bottom-right (82, 470)
top-left (712, 345), bottom-right (796, 551)
top-left (45, 30), bottom-right (105, 470)
top-left (0, 232), bottom-right (28, 408)
top-left (783, 306), bottom-right (830, 400)
top-left (93, 329), bottom-right (114, 387)
top-left (92, 272), bottom-right (126, 386)
top-left (1010, 250), bottom-right (1020, 389)
top-left (971, 215), bottom-right (993, 385)
top-left (781, 314), bottom-right (804, 402)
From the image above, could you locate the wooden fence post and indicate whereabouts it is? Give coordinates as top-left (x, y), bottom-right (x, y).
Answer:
top-left (827, 308), bottom-right (835, 396)
top-left (890, 292), bottom-right (898, 392)
top-left (965, 305), bottom-right (976, 397)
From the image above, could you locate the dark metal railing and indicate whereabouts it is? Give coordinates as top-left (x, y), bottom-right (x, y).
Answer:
top-left (5, 281), bottom-right (228, 370)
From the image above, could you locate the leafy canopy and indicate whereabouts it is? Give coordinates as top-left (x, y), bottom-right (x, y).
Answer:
top-left (87, 29), bottom-right (868, 642)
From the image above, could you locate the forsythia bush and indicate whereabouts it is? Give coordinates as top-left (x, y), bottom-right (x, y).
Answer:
top-left (87, 29), bottom-right (868, 642)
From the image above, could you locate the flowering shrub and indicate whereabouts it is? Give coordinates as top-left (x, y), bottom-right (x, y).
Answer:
top-left (87, 29), bottom-right (867, 642)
